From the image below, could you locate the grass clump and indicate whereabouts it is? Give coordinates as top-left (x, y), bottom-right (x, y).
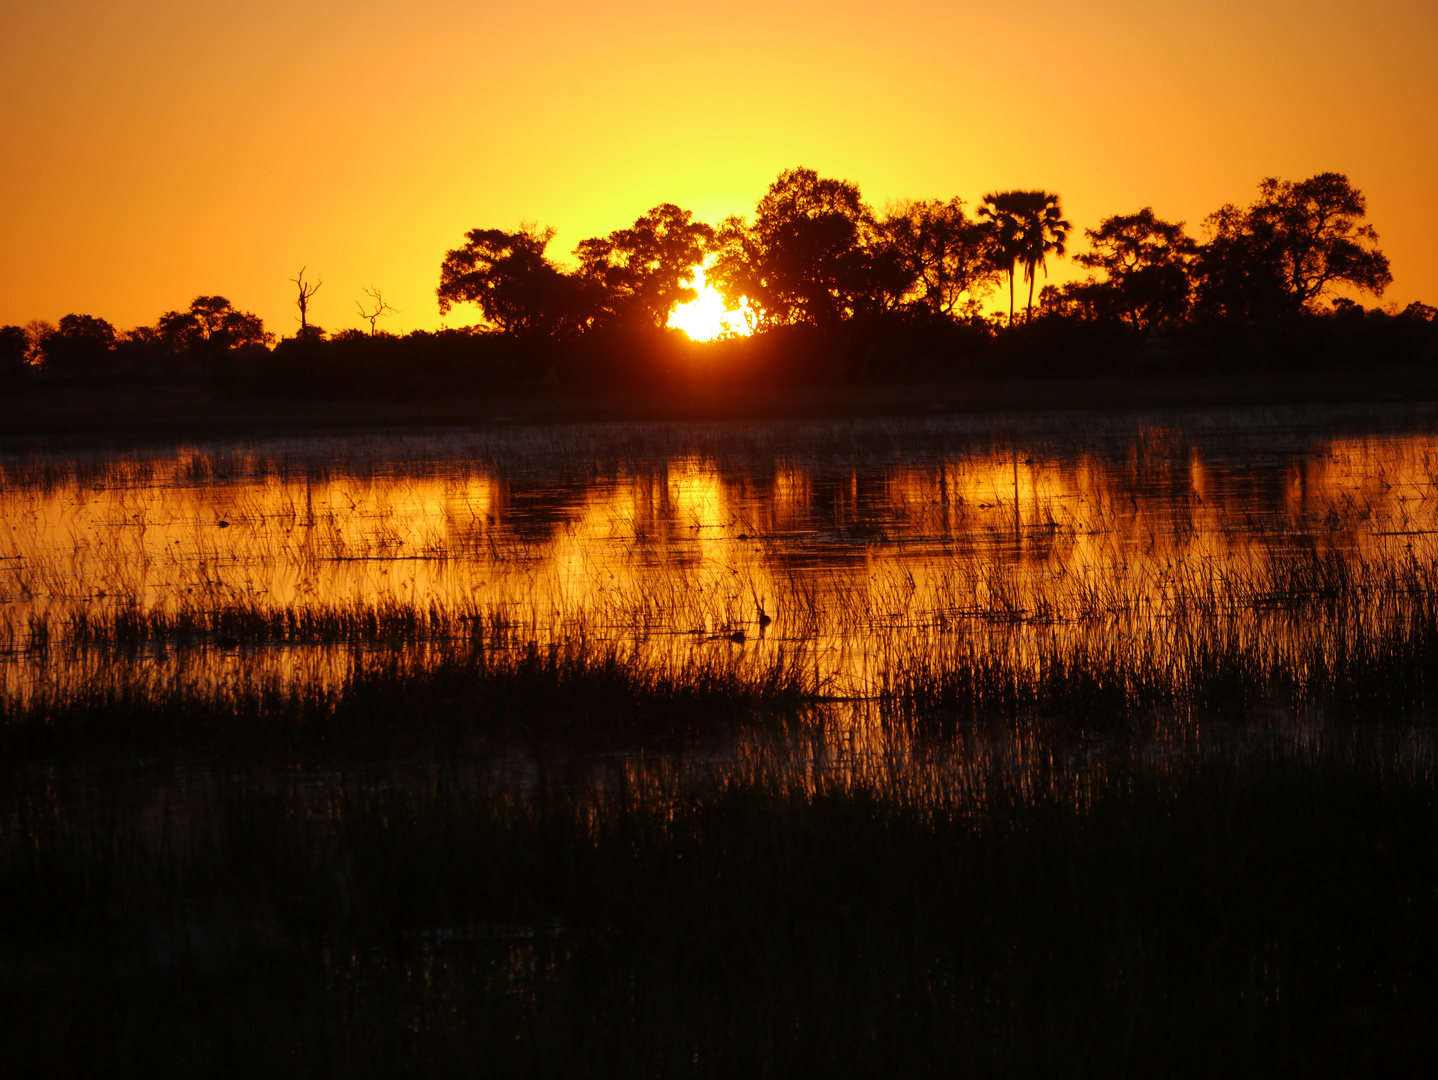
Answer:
top-left (0, 637), bottom-right (818, 761)
top-left (880, 611), bottom-right (1438, 735)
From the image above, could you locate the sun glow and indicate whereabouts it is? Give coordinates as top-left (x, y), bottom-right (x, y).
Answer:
top-left (667, 265), bottom-right (753, 342)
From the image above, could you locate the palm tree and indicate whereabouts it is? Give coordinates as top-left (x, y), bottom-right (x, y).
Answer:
top-left (978, 191), bottom-right (1070, 324)
top-left (1014, 191), bottom-right (1069, 322)
top-left (978, 193), bottom-right (1024, 325)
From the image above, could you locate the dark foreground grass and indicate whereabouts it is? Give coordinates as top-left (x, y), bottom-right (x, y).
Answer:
top-left (5, 620), bottom-right (1438, 1076)
top-left (3, 745), bottom-right (1435, 1077)
top-left (1, 638), bottom-right (817, 761)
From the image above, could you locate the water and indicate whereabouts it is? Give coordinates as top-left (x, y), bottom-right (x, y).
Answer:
top-left (5, 405), bottom-right (1438, 710)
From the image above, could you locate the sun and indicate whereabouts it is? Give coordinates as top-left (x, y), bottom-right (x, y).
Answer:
top-left (668, 264), bottom-right (753, 341)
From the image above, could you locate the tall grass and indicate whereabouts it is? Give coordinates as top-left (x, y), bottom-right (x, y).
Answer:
top-left (879, 609), bottom-right (1438, 734)
top-left (4, 744), bottom-right (1435, 1076)
top-left (1, 636), bottom-right (820, 761)
top-left (7, 534), bottom-right (1438, 763)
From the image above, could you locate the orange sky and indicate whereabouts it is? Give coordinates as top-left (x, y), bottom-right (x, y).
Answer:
top-left (3, 0), bottom-right (1434, 336)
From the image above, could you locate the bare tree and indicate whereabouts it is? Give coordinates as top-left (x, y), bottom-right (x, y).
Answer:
top-left (291, 268), bottom-right (322, 333)
top-left (355, 287), bottom-right (398, 336)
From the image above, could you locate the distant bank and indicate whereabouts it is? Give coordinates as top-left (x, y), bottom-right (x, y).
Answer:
top-left (6, 367), bottom-right (1438, 442)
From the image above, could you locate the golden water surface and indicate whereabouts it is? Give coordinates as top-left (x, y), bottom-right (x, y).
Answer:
top-left (5, 410), bottom-right (1438, 706)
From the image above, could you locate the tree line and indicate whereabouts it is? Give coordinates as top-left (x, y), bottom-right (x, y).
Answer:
top-left (4, 167), bottom-right (1434, 396)
top-left (434, 168), bottom-right (1405, 336)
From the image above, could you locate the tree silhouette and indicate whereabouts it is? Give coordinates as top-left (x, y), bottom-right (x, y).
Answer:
top-left (1194, 173), bottom-right (1391, 320)
top-left (977, 194), bottom-right (1023, 325)
top-left (575, 204), bottom-right (715, 328)
top-left (881, 198), bottom-right (1001, 318)
top-left (22, 320), bottom-right (53, 366)
top-left (1190, 205), bottom-right (1288, 322)
top-left (356, 287), bottom-right (398, 336)
top-left (1072, 208), bottom-right (1197, 333)
top-left (291, 268), bottom-right (322, 335)
top-left (0, 325), bottom-right (27, 385)
top-left (40, 314), bottom-right (117, 376)
top-left (157, 296), bottom-right (272, 352)
top-left (1255, 174), bottom-right (1392, 306)
top-left (437, 224), bottom-right (587, 338)
top-left (978, 191), bottom-right (1070, 324)
top-left (708, 168), bottom-right (883, 330)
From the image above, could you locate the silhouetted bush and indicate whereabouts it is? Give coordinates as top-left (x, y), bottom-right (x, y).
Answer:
top-left (0, 325), bottom-right (29, 388)
top-left (991, 313), bottom-right (1134, 379)
top-left (249, 326), bottom-right (534, 398)
top-left (1182, 304), bottom-right (1438, 375)
top-left (38, 314), bottom-right (117, 381)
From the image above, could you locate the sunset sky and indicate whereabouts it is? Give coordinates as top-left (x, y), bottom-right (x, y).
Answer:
top-left (3, 0), bottom-right (1434, 337)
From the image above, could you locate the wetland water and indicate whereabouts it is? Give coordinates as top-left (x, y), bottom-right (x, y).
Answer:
top-left (6, 404), bottom-right (1438, 707)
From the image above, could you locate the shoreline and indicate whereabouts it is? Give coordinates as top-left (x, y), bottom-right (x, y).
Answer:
top-left (4, 367), bottom-right (1438, 442)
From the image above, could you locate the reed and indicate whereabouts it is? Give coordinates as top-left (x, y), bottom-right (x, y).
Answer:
top-left (3, 742), bottom-right (1434, 1076)
top-left (1, 634), bottom-right (819, 761)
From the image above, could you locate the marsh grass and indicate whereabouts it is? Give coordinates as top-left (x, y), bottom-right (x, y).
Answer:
top-left (7, 412), bottom-right (1438, 1073)
top-left (8, 529), bottom-right (1438, 766)
top-left (1, 636), bottom-right (819, 762)
top-left (880, 610), bottom-right (1438, 735)
top-left (6, 545), bottom-right (1437, 1074)
top-left (4, 744), bottom-right (1435, 1077)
